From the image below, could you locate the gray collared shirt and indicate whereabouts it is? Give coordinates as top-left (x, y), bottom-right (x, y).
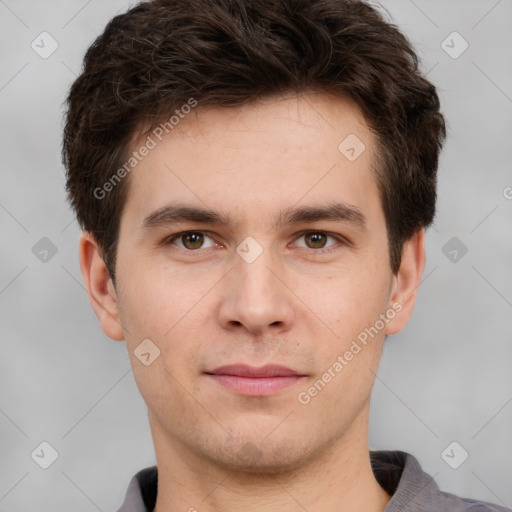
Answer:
top-left (116, 450), bottom-right (510, 511)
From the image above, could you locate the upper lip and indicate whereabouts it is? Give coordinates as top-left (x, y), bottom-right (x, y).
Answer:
top-left (206, 364), bottom-right (304, 378)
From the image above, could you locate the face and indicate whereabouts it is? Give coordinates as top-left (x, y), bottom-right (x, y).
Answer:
top-left (83, 92), bottom-right (423, 473)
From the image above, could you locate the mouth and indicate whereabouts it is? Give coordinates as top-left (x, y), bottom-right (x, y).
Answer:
top-left (204, 364), bottom-right (307, 396)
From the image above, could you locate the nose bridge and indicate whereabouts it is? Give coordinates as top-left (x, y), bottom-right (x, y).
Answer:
top-left (238, 248), bottom-right (279, 297)
top-left (218, 236), bottom-right (294, 333)
top-left (235, 237), bottom-right (282, 304)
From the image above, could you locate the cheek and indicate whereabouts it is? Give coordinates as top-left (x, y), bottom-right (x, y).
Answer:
top-left (297, 275), bottom-right (389, 413)
top-left (117, 257), bottom-right (199, 338)
top-left (121, 286), bottom-right (201, 417)
top-left (315, 265), bottom-right (391, 339)
top-left (117, 265), bottom-right (204, 373)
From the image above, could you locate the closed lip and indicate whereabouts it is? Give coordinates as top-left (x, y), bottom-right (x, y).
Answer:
top-left (205, 364), bottom-right (305, 378)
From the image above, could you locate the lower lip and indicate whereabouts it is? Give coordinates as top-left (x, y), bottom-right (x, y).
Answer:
top-left (207, 374), bottom-right (304, 396)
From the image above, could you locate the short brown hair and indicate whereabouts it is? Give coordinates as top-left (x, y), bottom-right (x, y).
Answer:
top-left (62, 0), bottom-right (446, 283)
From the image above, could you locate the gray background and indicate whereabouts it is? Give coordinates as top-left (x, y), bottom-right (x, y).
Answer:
top-left (1, 0), bottom-right (511, 510)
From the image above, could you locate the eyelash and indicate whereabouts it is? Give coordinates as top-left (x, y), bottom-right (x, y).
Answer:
top-left (164, 230), bottom-right (347, 256)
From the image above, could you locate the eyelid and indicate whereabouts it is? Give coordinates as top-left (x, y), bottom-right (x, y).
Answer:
top-left (291, 230), bottom-right (346, 251)
top-left (165, 230), bottom-right (348, 253)
top-left (166, 230), bottom-right (218, 251)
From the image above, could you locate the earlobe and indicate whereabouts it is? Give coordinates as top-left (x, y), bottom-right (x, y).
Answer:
top-left (384, 228), bottom-right (426, 336)
top-left (78, 231), bottom-right (125, 341)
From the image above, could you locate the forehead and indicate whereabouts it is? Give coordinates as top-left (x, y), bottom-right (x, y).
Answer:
top-left (121, 92), bottom-right (381, 229)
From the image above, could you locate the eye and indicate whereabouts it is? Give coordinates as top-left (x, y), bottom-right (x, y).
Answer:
top-left (293, 231), bottom-right (345, 253)
top-left (167, 231), bottom-right (217, 251)
top-left (165, 230), bottom-right (346, 255)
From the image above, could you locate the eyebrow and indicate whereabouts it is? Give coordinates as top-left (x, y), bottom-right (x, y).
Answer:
top-left (140, 202), bottom-right (367, 232)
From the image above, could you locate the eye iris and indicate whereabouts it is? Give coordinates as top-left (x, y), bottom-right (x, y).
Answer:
top-left (305, 232), bottom-right (327, 249)
top-left (178, 232), bottom-right (330, 250)
top-left (182, 232), bottom-right (204, 249)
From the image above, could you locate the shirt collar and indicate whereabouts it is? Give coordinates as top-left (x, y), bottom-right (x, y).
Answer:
top-left (117, 450), bottom-right (435, 512)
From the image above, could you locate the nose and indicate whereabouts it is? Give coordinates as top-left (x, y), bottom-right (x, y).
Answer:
top-left (217, 245), bottom-right (295, 337)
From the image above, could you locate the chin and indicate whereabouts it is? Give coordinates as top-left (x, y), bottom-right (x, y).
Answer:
top-left (203, 435), bottom-right (313, 475)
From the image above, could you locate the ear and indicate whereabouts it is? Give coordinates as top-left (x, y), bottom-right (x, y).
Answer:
top-left (79, 231), bottom-right (124, 341)
top-left (384, 228), bottom-right (426, 336)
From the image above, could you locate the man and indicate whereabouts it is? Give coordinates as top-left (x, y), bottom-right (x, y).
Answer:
top-left (62, 0), bottom-right (508, 511)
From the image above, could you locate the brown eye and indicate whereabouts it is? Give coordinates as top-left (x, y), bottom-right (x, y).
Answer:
top-left (181, 232), bottom-right (204, 249)
top-left (304, 232), bottom-right (328, 249)
top-left (168, 231), bottom-right (216, 251)
top-left (293, 231), bottom-right (344, 254)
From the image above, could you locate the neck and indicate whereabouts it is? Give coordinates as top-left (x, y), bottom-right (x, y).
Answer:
top-left (151, 407), bottom-right (391, 512)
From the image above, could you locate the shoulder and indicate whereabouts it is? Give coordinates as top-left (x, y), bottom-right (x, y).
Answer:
top-left (117, 466), bottom-right (158, 512)
top-left (434, 489), bottom-right (510, 512)
top-left (371, 450), bottom-right (510, 512)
